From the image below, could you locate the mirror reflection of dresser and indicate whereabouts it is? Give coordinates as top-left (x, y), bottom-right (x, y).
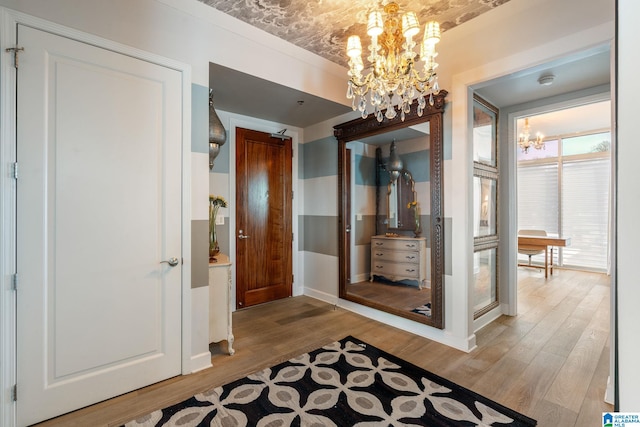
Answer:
top-left (370, 235), bottom-right (430, 289)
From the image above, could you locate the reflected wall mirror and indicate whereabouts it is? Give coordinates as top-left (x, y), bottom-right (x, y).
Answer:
top-left (334, 91), bottom-right (447, 329)
top-left (385, 160), bottom-right (418, 232)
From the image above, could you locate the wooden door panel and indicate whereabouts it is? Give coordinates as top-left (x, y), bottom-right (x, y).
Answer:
top-left (236, 128), bottom-right (292, 308)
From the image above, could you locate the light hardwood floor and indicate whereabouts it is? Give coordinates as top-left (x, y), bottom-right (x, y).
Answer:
top-left (36, 268), bottom-right (612, 427)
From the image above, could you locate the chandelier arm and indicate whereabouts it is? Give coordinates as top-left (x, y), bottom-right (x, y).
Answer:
top-left (407, 68), bottom-right (436, 85)
top-left (348, 73), bottom-right (374, 90)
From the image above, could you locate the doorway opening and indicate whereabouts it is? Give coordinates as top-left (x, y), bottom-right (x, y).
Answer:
top-left (515, 102), bottom-right (612, 273)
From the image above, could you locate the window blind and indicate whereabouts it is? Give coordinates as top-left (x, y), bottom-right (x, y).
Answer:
top-left (517, 163), bottom-right (559, 266)
top-left (517, 159), bottom-right (610, 271)
top-left (562, 158), bottom-right (610, 270)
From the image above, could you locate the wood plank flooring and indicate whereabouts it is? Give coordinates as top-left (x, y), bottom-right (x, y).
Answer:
top-left (35, 268), bottom-right (612, 427)
top-left (347, 278), bottom-right (430, 311)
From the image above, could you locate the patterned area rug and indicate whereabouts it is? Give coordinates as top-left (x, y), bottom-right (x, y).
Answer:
top-left (412, 302), bottom-right (432, 317)
top-left (125, 336), bottom-right (536, 426)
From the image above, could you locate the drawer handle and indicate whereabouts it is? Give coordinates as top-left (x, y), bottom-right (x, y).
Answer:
top-left (376, 252), bottom-right (384, 256)
top-left (405, 268), bottom-right (416, 273)
top-left (375, 265), bottom-right (384, 269)
top-left (405, 244), bottom-right (416, 248)
top-left (375, 242), bottom-right (384, 246)
top-left (405, 255), bottom-right (416, 260)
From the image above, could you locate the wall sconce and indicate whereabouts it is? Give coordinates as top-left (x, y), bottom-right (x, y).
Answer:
top-left (209, 89), bottom-right (226, 170)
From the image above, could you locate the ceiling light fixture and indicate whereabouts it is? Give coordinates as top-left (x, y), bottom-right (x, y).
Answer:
top-left (346, 2), bottom-right (441, 122)
top-left (209, 89), bottom-right (227, 170)
top-left (537, 74), bottom-right (555, 86)
top-left (387, 140), bottom-right (403, 183)
top-left (518, 118), bottom-right (545, 153)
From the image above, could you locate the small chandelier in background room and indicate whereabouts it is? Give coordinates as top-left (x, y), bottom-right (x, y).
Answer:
top-left (346, 1), bottom-right (442, 122)
top-left (518, 118), bottom-right (545, 153)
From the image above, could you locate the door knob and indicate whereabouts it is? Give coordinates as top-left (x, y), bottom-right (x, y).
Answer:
top-left (160, 257), bottom-right (179, 267)
top-left (238, 229), bottom-right (250, 239)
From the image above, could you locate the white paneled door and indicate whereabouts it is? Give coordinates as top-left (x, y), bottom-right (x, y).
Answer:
top-left (16, 25), bottom-right (183, 426)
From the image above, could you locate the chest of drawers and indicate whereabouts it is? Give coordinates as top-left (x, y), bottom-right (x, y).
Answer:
top-left (370, 236), bottom-right (428, 289)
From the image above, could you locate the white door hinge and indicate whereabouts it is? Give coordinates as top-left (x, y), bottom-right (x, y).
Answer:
top-left (5, 46), bottom-right (24, 68)
top-left (292, 274), bottom-right (294, 284)
top-left (12, 384), bottom-right (17, 402)
top-left (12, 273), bottom-right (18, 291)
top-left (12, 162), bottom-right (18, 179)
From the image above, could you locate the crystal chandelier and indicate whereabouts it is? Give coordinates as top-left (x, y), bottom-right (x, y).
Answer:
top-left (518, 118), bottom-right (544, 153)
top-left (346, 2), bottom-right (441, 122)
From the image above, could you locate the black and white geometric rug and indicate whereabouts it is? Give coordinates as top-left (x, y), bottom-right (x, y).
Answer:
top-left (125, 336), bottom-right (536, 426)
top-left (411, 302), bottom-right (432, 317)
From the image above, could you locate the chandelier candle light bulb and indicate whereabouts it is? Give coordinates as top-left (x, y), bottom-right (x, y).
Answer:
top-left (518, 118), bottom-right (545, 153)
top-left (346, 2), bottom-right (441, 122)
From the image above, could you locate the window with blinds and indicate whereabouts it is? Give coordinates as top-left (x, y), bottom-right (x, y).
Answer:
top-left (517, 163), bottom-right (559, 235)
top-left (517, 131), bottom-right (610, 271)
top-left (562, 158), bottom-right (610, 269)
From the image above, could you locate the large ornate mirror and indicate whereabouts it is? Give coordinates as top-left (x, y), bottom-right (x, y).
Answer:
top-left (334, 91), bottom-right (446, 329)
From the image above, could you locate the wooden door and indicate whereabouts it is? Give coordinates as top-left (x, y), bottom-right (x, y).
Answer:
top-left (16, 25), bottom-right (183, 425)
top-left (236, 128), bottom-right (292, 308)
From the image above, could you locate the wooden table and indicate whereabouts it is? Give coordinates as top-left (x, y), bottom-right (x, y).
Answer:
top-left (518, 235), bottom-right (571, 278)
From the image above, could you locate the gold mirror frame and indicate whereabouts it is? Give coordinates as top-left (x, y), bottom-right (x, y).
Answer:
top-left (334, 91), bottom-right (447, 329)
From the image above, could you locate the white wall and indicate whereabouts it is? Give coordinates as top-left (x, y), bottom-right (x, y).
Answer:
top-left (0, 0), bottom-right (347, 97)
top-left (617, 0), bottom-right (640, 409)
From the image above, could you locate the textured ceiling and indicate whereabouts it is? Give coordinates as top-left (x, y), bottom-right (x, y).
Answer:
top-left (202, 0), bottom-right (611, 132)
top-left (199, 0), bottom-right (511, 67)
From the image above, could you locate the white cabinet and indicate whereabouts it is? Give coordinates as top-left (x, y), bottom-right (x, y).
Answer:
top-left (209, 254), bottom-right (235, 355)
top-left (370, 235), bottom-right (429, 289)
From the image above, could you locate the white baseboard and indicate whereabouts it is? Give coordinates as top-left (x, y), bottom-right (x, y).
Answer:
top-left (604, 375), bottom-right (615, 405)
top-left (303, 287), bottom-right (340, 305)
top-left (303, 287), bottom-right (476, 352)
top-left (190, 351), bottom-right (212, 373)
top-left (352, 273), bottom-right (369, 283)
top-left (473, 305), bottom-right (504, 333)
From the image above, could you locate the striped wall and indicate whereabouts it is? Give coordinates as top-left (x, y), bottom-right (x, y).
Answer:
top-left (298, 136), bottom-right (338, 256)
top-left (192, 83), bottom-right (232, 290)
top-left (191, 84), bottom-right (209, 290)
top-left (300, 132), bottom-right (453, 290)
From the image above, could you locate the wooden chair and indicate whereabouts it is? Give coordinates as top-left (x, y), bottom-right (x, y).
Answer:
top-left (518, 229), bottom-right (547, 270)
